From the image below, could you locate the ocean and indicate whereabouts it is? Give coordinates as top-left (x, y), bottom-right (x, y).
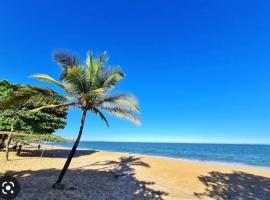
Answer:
top-left (48, 141), bottom-right (270, 168)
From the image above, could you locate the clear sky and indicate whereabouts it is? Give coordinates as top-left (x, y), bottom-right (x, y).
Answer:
top-left (0, 0), bottom-right (270, 144)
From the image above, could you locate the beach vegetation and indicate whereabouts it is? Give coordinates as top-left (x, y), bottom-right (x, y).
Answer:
top-left (0, 80), bottom-right (67, 160)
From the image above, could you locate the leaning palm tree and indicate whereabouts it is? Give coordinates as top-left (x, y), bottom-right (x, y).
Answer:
top-left (21, 51), bottom-right (140, 188)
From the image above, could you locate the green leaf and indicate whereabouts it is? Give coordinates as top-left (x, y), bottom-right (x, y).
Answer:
top-left (32, 74), bottom-right (64, 88)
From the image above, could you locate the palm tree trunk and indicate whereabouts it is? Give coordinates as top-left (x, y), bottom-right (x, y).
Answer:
top-left (5, 122), bottom-right (14, 161)
top-left (53, 109), bottom-right (87, 189)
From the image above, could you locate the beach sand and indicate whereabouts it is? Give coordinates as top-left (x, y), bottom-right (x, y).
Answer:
top-left (1, 145), bottom-right (270, 200)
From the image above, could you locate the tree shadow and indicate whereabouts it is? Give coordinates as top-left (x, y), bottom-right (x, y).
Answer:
top-left (195, 171), bottom-right (270, 200)
top-left (17, 149), bottom-right (97, 158)
top-left (4, 156), bottom-right (168, 200)
top-left (80, 156), bottom-right (150, 175)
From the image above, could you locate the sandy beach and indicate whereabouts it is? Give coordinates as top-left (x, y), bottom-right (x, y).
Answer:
top-left (1, 145), bottom-right (270, 200)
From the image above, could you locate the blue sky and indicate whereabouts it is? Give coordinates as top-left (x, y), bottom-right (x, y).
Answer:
top-left (0, 0), bottom-right (270, 144)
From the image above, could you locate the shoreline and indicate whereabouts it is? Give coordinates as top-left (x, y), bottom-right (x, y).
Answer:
top-left (46, 143), bottom-right (270, 171)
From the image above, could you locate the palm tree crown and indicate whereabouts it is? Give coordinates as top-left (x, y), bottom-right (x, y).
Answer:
top-left (31, 51), bottom-right (141, 126)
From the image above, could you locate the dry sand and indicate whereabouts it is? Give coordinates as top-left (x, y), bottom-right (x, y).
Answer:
top-left (1, 145), bottom-right (270, 200)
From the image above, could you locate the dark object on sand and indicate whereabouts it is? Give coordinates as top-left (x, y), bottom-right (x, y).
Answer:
top-left (16, 144), bottom-right (22, 155)
top-left (0, 133), bottom-right (8, 149)
top-left (11, 143), bottom-right (18, 151)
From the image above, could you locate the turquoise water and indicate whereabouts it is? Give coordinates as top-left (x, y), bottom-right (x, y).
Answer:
top-left (49, 142), bottom-right (270, 168)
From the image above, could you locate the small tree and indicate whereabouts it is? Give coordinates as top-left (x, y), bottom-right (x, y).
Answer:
top-left (0, 80), bottom-right (67, 160)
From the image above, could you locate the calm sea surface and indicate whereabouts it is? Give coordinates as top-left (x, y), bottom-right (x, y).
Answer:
top-left (49, 142), bottom-right (270, 168)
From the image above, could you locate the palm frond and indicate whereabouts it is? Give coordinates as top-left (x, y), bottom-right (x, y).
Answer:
top-left (102, 93), bottom-right (140, 113)
top-left (102, 107), bottom-right (141, 125)
top-left (63, 66), bottom-right (88, 94)
top-left (102, 67), bottom-right (124, 89)
top-left (93, 108), bottom-right (109, 127)
top-left (85, 52), bottom-right (95, 78)
top-left (94, 51), bottom-right (107, 77)
top-left (32, 74), bottom-right (64, 89)
top-left (85, 51), bottom-right (108, 87)
top-left (54, 51), bottom-right (79, 68)
top-left (30, 103), bottom-right (75, 112)
top-left (53, 51), bottom-right (79, 80)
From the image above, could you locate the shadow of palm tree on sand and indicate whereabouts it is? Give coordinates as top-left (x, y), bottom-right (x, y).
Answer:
top-left (83, 156), bottom-right (150, 176)
top-left (5, 156), bottom-right (168, 200)
top-left (195, 171), bottom-right (270, 200)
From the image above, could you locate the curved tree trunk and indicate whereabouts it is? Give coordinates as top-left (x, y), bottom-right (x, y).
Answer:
top-left (5, 123), bottom-right (14, 161)
top-left (53, 109), bottom-right (87, 189)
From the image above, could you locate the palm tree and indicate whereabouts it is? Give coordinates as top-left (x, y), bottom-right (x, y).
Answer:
top-left (16, 51), bottom-right (140, 189)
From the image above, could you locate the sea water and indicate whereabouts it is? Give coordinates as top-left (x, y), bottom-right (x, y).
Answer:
top-left (48, 142), bottom-right (270, 168)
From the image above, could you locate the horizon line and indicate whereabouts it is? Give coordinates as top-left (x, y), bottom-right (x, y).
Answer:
top-left (63, 140), bottom-right (270, 145)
